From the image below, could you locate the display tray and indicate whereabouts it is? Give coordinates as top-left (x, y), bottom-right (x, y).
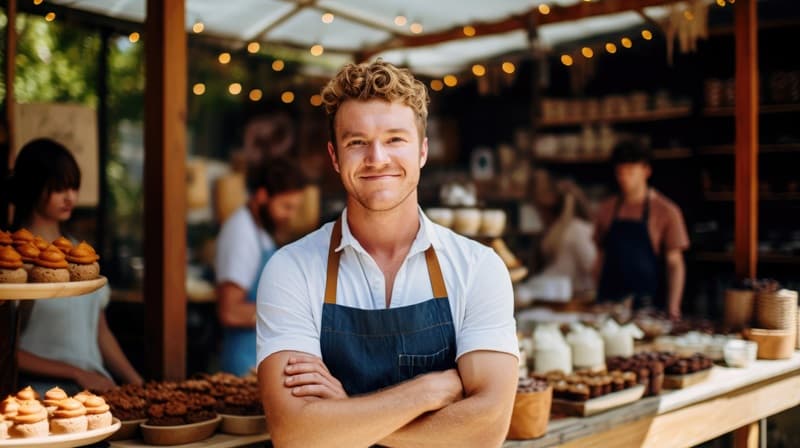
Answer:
top-left (0, 418), bottom-right (120, 448)
top-left (108, 419), bottom-right (146, 441)
top-left (140, 415), bottom-right (221, 446)
top-left (0, 276), bottom-right (107, 300)
top-left (663, 367), bottom-right (713, 389)
top-left (551, 384), bottom-right (646, 417)
top-left (218, 414), bottom-right (267, 435)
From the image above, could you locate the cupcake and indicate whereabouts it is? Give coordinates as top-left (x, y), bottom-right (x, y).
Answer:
top-left (50, 398), bottom-right (88, 434)
top-left (0, 396), bottom-right (19, 420)
top-left (0, 231), bottom-right (12, 247)
top-left (73, 390), bottom-right (93, 404)
top-left (52, 236), bottom-right (73, 254)
top-left (0, 414), bottom-right (8, 439)
top-left (84, 395), bottom-right (112, 430)
top-left (0, 246), bottom-right (27, 283)
top-left (43, 387), bottom-right (69, 416)
top-left (31, 236), bottom-right (49, 252)
top-left (9, 400), bottom-right (48, 438)
top-left (16, 243), bottom-right (40, 273)
top-left (11, 229), bottom-right (34, 248)
top-left (66, 241), bottom-right (100, 281)
top-left (29, 245), bottom-right (70, 283)
top-left (15, 386), bottom-right (38, 402)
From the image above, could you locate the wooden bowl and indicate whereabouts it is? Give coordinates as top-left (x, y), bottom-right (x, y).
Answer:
top-left (218, 414), bottom-right (267, 435)
top-left (108, 418), bottom-right (145, 441)
top-left (140, 415), bottom-right (221, 445)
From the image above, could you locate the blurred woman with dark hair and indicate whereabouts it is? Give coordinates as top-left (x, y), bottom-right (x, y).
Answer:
top-left (10, 138), bottom-right (142, 394)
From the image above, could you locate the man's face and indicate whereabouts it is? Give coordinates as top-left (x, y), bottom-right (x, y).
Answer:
top-left (256, 189), bottom-right (305, 233)
top-left (327, 100), bottom-right (427, 212)
top-left (615, 162), bottom-right (651, 195)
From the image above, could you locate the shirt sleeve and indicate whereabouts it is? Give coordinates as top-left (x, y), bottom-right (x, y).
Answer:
top-left (570, 221), bottom-right (598, 274)
top-left (256, 248), bottom-right (321, 367)
top-left (662, 204), bottom-right (690, 253)
top-left (592, 200), bottom-right (613, 248)
top-left (215, 213), bottom-right (262, 290)
top-left (456, 250), bottom-right (519, 360)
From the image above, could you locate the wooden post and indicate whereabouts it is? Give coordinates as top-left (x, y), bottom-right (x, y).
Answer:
top-left (733, 421), bottom-right (759, 448)
top-left (734, 0), bottom-right (759, 280)
top-left (144, 0), bottom-right (187, 380)
top-left (97, 29), bottom-right (110, 258)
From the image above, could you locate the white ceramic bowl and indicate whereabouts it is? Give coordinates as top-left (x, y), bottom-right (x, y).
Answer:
top-left (452, 208), bottom-right (482, 236)
top-left (724, 339), bottom-right (758, 368)
top-left (480, 209), bottom-right (507, 237)
top-left (426, 208), bottom-right (454, 228)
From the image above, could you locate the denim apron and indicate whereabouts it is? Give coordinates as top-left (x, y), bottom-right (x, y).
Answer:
top-left (597, 193), bottom-right (660, 309)
top-left (320, 218), bottom-right (457, 396)
top-left (221, 238), bottom-right (275, 376)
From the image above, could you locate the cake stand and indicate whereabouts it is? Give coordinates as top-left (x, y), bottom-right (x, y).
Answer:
top-left (0, 418), bottom-right (121, 448)
top-left (0, 276), bottom-right (107, 300)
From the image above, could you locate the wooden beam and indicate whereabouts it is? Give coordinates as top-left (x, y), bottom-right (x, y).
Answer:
top-left (734, 0), bottom-right (759, 280)
top-left (733, 421), bottom-right (759, 448)
top-left (144, 0), bottom-right (187, 381)
top-left (360, 0), bottom-right (682, 60)
top-left (248, 1), bottom-right (310, 42)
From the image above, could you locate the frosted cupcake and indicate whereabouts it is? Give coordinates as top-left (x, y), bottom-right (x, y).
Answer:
top-left (66, 242), bottom-right (101, 281)
top-left (0, 246), bottom-right (27, 284)
top-left (52, 236), bottom-right (73, 254)
top-left (11, 229), bottom-right (34, 248)
top-left (29, 245), bottom-right (70, 283)
top-left (43, 387), bottom-right (69, 416)
top-left (15, 386), bottom-right (38, 402)
top-left (50, 398), bottom-right (88, 435)
top-left (9, 400), bottom-right (48, 438)
top-left (15, 243), bottom-right (40, 273)
top-left (84, 395), bottom-right (113, 430)
top-left (31, 236), bottom-right (49, 252)
top-left (0, 414), bottom-right (7, 439)
top-left (0, 396), bottom-right (19, 420)
top-left (0, 230), bottom-right (12, 247)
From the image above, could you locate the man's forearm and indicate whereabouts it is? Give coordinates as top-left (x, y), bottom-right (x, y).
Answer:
top-left (667, 258), bottom-right (685, 317)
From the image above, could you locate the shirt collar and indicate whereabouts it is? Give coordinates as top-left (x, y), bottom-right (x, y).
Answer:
top-left (335, 207), bottom-right (445, 256)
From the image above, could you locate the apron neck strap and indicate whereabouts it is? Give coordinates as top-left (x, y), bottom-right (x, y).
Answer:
top-left (323, 217), bottom-right (449, 305)
top-left (614, 189), bottom-right (651, 221)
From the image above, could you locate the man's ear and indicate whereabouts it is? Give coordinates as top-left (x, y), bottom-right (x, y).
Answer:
top-left (419, 137), bottom-right (428, 169)
top-left (327, 141), bottom-right (340, 173)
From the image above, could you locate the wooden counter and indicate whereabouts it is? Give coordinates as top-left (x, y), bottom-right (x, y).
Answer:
top-left (504, 354), bottom-right (800, 447)
top-left (109, 432), bottom-right (269, 448)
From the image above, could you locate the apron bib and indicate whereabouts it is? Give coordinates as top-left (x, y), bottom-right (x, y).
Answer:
top-left (320, 218), bottom-right (457, 396)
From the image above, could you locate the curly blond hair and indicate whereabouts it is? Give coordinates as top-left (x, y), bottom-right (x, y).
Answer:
top-left (321, 60), bottom-right (429, 147)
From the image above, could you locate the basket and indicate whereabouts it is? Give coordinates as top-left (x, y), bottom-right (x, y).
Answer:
top-left (506, 385), bottom-right (552, 440)
top-left (724, 289), bottom-right (755, 331)
top-left (755, 289), bottom-right (798, 331)
top-left (743, 328), bottom-right (796, 360)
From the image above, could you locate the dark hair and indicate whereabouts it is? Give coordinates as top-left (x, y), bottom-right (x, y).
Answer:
top-left (245, 156), bottom-right (309, 196)
top-left (611, 139), bottom-right (652, 166)
top-left (9, 138), bottom-right (81, 230)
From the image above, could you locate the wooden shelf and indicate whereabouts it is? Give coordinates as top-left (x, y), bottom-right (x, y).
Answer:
top-left (697, 143), bottom-right (800, 155)
top-left (703, 192), bottom-right (800, 202)
top-left (653, 147), bottom-right (692, 159)
top-left (703, 103), bottom-right (800, 116)
top-left (534, 148), bottom-right (689, 165)
top-left (694, 252), bottom-right (800, 265)
top-left (538, 106), bottom-right (692, 128)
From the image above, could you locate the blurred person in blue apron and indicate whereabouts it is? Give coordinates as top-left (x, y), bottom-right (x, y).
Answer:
top-left (214, 157), bottom-right (308, 376)
top-left (594, 140), bottom-right (690, 319)
top-left (256, 61), bottom-right (519, 447)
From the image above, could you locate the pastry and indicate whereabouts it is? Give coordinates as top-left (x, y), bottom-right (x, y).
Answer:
top-left (52, 236), bottom-right (73, 254)
top-left (15, 243), bottom-right (40, 272)
top-left (29, 245), bottom-right (70, 283)
top-left (104, 391), bottom-right (146, 421)
top-left (0, 230), bottom-right (12, 246)
top-left (566, 383), bottom-right (590, 402)
top-left (66, 241), bottom-right (101, 281)
top-left (32, 236), bottom-right (49, 251)
top-left (15, 386), bottom-right (38, 402)
top-left (9, 400), bottom-right (48, 438)
top-left (44, 387), bottom-right (69, 415)
top-left (0, 246), bottom-right (27, 283)
top-left (11, 229), bottom-right (34, 248)
top-left (50, 398), bottom-right (88, 434)
top-left (1, 396), bottom-right (19, 420)
top-left (73, 390), bottom-right (94, 404)
top-left (84, 395), bottom-right (113, 430)
top-left (0, 414), bottom-right (7, 439)
top-left (147, 402), bottom-right (187, 426)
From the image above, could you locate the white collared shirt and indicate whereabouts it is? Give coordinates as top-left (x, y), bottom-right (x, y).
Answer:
top-left (215, 205), bottom-right (276, 291)
top-left (255, 208), bottom-right (519, 367)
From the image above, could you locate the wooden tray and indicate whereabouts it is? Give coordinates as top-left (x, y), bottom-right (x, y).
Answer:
top-left (551, 384), bottom-right (645, 417)
top-left (108, 419), bottom-right (145, 441)
top-left (140, 415), bottom-right (221, 446)
top-left (0, 418), bottom-right (120, 448)
top-left (663, 367), bottom-right (713, 389)
top-left (218, 414), bottom-right (267, 435)
top-left (0, 276), bottom-right (107, 301)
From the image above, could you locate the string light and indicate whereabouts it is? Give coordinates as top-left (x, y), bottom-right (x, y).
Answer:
top-left (192, 83), bottom-right (205, 95)
top-left (684, 10), bottom-right (694, 21)
top-left (641, 30), bottom-right (653, 40)
top-left (605, 42), bottom-right (617, 54)
top-left (463, 26), bottom-right (476, 37)
top-left (560, 55), bottom-right (574, 66)
top-left (322, 13), bottom-right (334, 24)
top-left (192, 21), bottom-right (204, 34)
top-left (310, 44), bottom-right (324, 56)
top-left (310, 94), bottom-right (323, 106)
top-left (281, 91), bottom-right (295, 103)
top-left (538, 4), bottom-right (551, 15)
top-left (247, 42), bottom-right (260, 53)
top-left (716, 0), bottom-right (726, 5)
top-left (249, 89), bottom-right (263, 101)
top-left (581, 47), bottom-right (594, 58)
top-left (410, 22), bottom-right (423, 34)
top-left (443, 75), bottom-right (458, 87)
top-left (430, 80), bottom-right (444, 91)
top-left (502, 62), bottom-right (515, 74)
top-left (128, 32), bottom-right (140, 43)
top-left (45, 12), bottom-right (56, 21)
top-left (472, 64), bottom-right (486, 77)
top-left (394, 15), bottom-right (407, 26)
top-left (33, 0), bottom-right (44, 5)
top-left (228, 83), bottom-right (242, 95)
top-left (621, 37), bottom-right (633, 48)
top-left (272, 60), bottom-right (285, 71)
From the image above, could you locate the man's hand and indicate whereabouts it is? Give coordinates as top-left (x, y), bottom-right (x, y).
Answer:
top-left (421, 369), bottom-right (464, 409)
top-left (73, 368), bottom-right (116, 392)
top-left (284, 355), bottom-right (348, 400)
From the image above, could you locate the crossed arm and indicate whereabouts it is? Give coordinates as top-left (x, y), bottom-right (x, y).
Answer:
top-left (258, 350), bottom-right (518, 448)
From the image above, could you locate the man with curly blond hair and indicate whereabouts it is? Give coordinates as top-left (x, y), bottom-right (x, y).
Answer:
top-left (256, 60), bottom-right (518, 447)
